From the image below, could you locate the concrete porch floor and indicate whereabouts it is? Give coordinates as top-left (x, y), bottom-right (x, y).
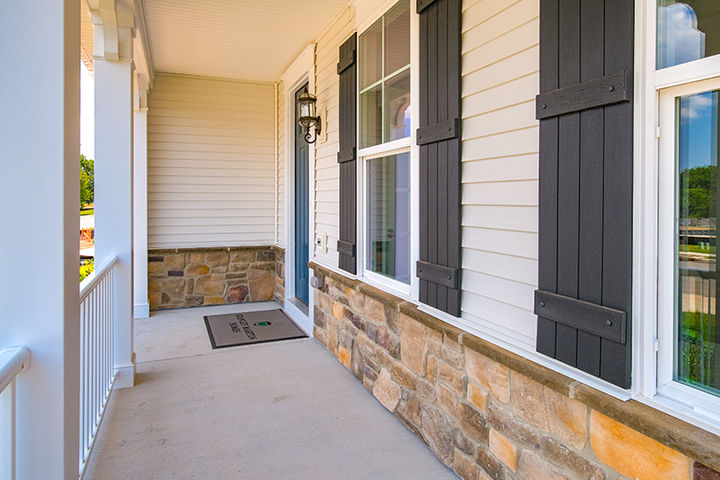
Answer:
top-left (84, 303), bottom-right (457, 479)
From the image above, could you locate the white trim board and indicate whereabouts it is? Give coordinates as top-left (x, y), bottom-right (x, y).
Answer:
top-left (282, 44), bottom-right (317, 337)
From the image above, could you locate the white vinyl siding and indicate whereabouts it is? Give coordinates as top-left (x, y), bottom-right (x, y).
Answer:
top-left (147, 74), bottom-right (276, 249)
top-left (460, 0), bottom-right (540, 349)
top-left (277, 81), bottom-right (287, 247)
top-left (307, 0), bottom-right (539, 347)
top-left (313, 6), bottom-right (356, 267)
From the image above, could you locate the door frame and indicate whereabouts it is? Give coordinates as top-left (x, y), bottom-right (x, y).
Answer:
top-left (282, 44), bottom-right (316, 335)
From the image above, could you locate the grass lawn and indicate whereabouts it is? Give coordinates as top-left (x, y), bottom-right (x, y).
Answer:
top-left (80, 208), bottom-right (94, 216)
top-left (679, 244), bottom-right (716, 254)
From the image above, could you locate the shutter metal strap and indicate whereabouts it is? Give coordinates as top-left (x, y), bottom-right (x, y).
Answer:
top-left (536, 70), bottom-right (631, 120)
top-left (534, 290), bottom-right (627, 344)
top-left (416, 118), bottom-right (460, 146)
top-left (337, 147), bottom-right (356, 164)
top-left (416, 261), bottom-right (459, 289)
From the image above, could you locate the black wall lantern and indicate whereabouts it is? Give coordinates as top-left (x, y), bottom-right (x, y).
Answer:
top-left (297, 86), bottom-right (322, 144)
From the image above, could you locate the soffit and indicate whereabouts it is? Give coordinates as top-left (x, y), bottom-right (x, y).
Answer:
top-left (81, 1), bottom-right (94, 73)
top-left (141, 0), bottom-right (352, 82)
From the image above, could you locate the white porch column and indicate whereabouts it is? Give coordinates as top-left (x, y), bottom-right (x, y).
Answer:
top-left (0, 1), bottom-right (81, 479)
top-left (93, 7), bottom-right (136, 388)
top-left (133, 82), bottom-right (149, 319)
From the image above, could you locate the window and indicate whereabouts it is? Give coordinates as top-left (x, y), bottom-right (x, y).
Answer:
top-left (358, 0), bottom-right (412, 290)
top-left (359, 0), bottom-right (411, 149)
top-left (653, 0), bottom-right (720, 425)
top-left (366, 153), bottom-right (411, 284)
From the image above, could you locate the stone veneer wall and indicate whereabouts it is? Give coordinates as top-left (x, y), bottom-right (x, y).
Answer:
top-left (309, 262), bottom-right (720, 480)
top-left (148, 246), bottom-right (284, 311)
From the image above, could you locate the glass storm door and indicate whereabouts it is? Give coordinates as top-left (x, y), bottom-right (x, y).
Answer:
top-left (295, 84), bottom-right (310, 304)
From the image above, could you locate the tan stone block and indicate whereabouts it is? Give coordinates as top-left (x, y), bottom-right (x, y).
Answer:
top-left (194, 274), bottom-right (226, 296)
top-left (465, 349), bottom-right (509, 403)
top-left (148, 278), bottom-right (162, 293)
top-left (148, 262), bottom-right (166, 277)
top-left (489, 429), bottom-right (517, 471)
top-left (453, 449), bottom-right (479, 480)
top-left (204, 296), bottom-right (225, 305)
top-left (189, 253), bottom-right (204, 263)
top-left (164, 254), bottom-right (185, 270)
top-left (364, 296), bottom-right (385, 322)
top-left (427, 354), bottom-right (438, 380)
top-left (338, 347), bottom-right (351, 369)
top-left (326, 317), bottom-right (339, 356)
top-left (399, 392), bottom-right (422, 430)
top-left (437, 382), bottom-right (459, 416)
top-left (467, 383), bottom-right (488, 411)
top-left (332, 301), bottom-right (344, 321)
top-left (400, 313), bottom-right (430, 376)
top-left (348, 288), bottom-right (365, 313)
top-left (391, 362), bottom-right (417, 390)
top-left (590, 410), bottom-right (690, 480)
top-left (441, 338), bottom-right (464, 369)
top-left (229, 262), bottom-right (250, 272)
top-left (248, 269), bottom-right (274, 301)
top-left (230, 250), bottom-right (255, 263)
top-left (148, 292), bottom-right (161, 307)
top-left (518, 450), bottom-right (571, 480)
top-left (543, 384), bottom-right (587, 450)
top-left (477, 471), bottom-right (492, 480)
top-left (373, 369), bottom-right (401, 412)
top-left (511, 373), bottom-right (586, 449)
top-left (161, 278), bottom-right (185, 297)
top-left (437, 361), bottom-right (465, 396)
top-left (318, 291), bottom-right (334, 314)
top-left (185, 264), bottom-right (210, 276)
top-left (204, 252), bottom-right (229, 267)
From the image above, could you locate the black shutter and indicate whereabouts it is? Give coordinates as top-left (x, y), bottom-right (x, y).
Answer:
top-left (416, 0), bottom-right (463, 317)
top-left (535, 0), bottom-right (634, 388)
top-left (337, 33), bottom-right (357, 274)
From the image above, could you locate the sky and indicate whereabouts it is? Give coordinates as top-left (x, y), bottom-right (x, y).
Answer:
top-left (81, 62), bottom-right (94, 158)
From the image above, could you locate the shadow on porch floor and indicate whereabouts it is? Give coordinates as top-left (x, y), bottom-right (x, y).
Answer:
top-left (84, 303), bottom-right (457, 479)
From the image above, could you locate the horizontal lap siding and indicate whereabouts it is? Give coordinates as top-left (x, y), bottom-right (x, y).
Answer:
top-left (313, 6), bottom-right (355, 268)
top-left (147, 74), bottom-right (276, 249)
top-left (277, 81), bottom-right (286, 247)
top-left (461, 0), bottom-right (540, 349)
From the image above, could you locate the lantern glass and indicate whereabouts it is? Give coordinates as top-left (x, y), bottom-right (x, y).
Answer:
top-left (297, 91), bottom-right (316, 119)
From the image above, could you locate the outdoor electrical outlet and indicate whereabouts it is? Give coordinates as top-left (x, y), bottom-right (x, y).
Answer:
top-left (315, 233), bottom-right (328, 253)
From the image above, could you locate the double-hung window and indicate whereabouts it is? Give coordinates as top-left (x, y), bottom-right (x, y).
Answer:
top-left (358, 0), bottom-right (412, 290)
top-left (653, 0), bottom-right (720, 426)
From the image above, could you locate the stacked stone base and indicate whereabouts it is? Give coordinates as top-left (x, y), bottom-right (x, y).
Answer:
top-left (149, 246), bottom-right (284, 311)
top-left (310, 262), bottom-right (720, 480)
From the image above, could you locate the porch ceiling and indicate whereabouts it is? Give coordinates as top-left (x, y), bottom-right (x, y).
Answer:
top-left (140, 0), bottom-right (351, 82)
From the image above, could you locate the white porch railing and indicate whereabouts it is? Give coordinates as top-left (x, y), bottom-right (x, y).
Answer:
top-left (78, 255), bottom-right (118, 476)
top-left (0, 346), bottom-right (31, 480)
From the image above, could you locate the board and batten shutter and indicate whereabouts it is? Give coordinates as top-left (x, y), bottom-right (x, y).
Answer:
top-left (337, 33), bottom-right (358, 274)
top-left (415, 0), bottom-right (463, 317)
top-left (535, 0), bottom-right (634, 388)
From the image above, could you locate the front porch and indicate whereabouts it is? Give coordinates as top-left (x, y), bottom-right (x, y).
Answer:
top-left (84, 304), bottom-right (456, 479)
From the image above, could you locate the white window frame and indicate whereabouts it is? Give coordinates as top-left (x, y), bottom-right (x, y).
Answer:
top-left (635, 0), bottom-right (720, 434)
top-left (355, 0), bottom-right (419, 299)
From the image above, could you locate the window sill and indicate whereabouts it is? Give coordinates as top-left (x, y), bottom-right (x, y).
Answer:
top-left (308, 260), bottom-right (720, 471)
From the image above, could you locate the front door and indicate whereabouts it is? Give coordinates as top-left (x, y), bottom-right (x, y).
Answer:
top-left (294, 84), bottom-right (310, 304)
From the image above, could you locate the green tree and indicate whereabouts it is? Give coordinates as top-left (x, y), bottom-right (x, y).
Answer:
top-left (680, 165), bottom-right (716, 219)
top-left (80, 154), bottom-right (94, 207)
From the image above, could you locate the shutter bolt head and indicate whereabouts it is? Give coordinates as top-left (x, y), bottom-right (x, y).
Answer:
top-left (540, 301), bottom-right (545, 307)
top-left (605, 320), bottom-right (613, 327)
top-left (541, 103), bottom-right (547, 110)
top-left (608, 85), bottom-right (615, 92)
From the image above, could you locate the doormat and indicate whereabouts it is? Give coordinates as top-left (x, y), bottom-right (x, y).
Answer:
top-left (203, 309), bottom-right (307, 349)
